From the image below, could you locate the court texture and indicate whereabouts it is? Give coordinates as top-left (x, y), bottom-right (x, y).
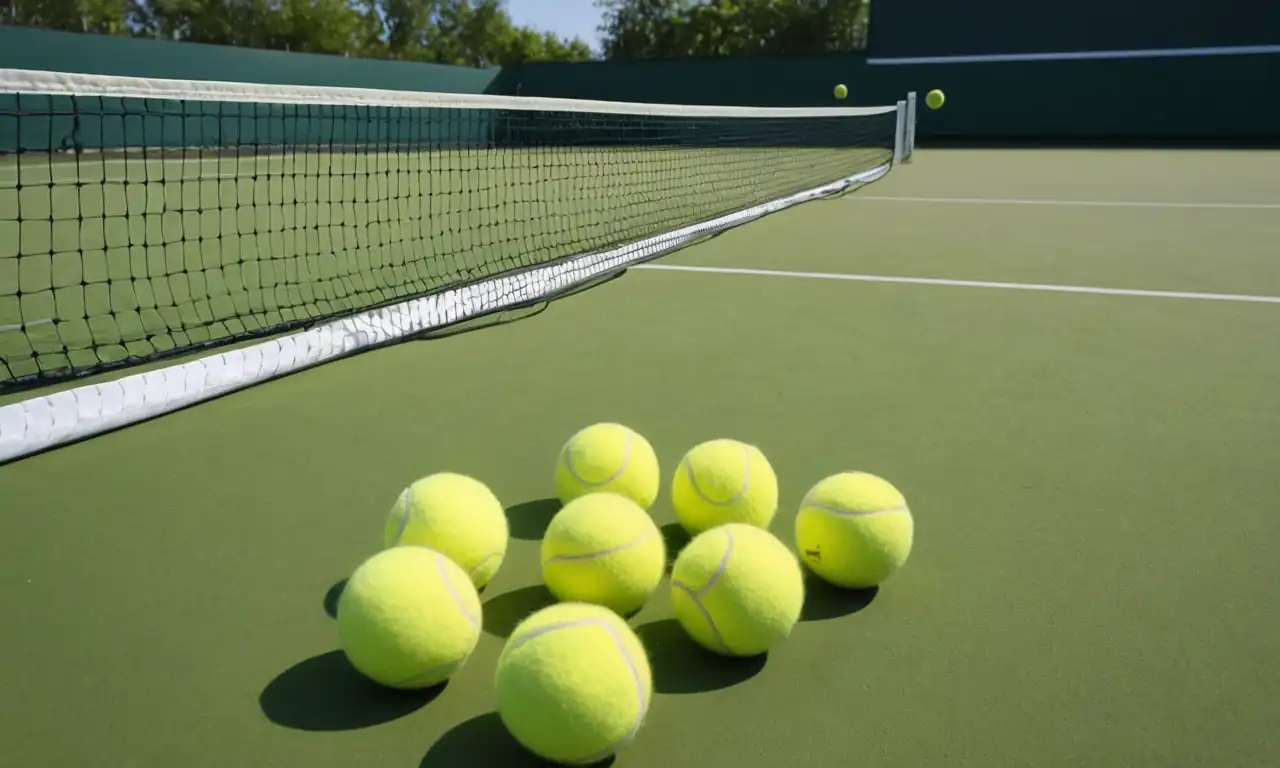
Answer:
top-left (1, 145), bottom-right (1278, 767)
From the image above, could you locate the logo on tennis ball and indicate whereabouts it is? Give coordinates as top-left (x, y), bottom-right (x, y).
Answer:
top-left (804, 546), bottom-right (822, 563)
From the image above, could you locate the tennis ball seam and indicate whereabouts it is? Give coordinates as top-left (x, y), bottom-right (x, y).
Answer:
top-left (543, 529), bottom-right (659, 563)
top-left (670, 528), bottom-right (735, 653)
top-left (802, 501), bottom-right (909, 518)
top-left (367, 550), bottom-right (480, 689)
top-left (509, 616), bottom-right (649, 763)
top-left (467, 552), bottom-right (503, 580)
top-left (435, 552), bottom-right (481, 629)
top-left (564, 429), bottom-right (632, 487)
top-left (388, 488), bottom-right (412, 545)
top-left (683, 442), bottom-right (751, 506)
top-left (387, 479), bottom-right (508, 585)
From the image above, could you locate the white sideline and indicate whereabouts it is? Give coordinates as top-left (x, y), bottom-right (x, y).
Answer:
top-left (0, 165), bottom-right (891, 464)
top-left (633, 264), bottom-right (1280, 304)
top-left (867, 44), bottom-right (1280, 66)
top-left (852, 196), bottom-right (1280, 210)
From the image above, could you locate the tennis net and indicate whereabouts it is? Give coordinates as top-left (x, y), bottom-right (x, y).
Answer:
top-left (0, 69), bottom-right (911, 461)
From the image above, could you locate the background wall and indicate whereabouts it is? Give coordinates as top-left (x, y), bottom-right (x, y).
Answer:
top-left (0, 26), bottom-right (501, 152)
top-left (0, 26), bottom-right (500, 93)
top-left (866, 0), bottom-right (1280, 59)
top-left (2, 24), bottom-right (1277, 143)
top-left (507, 52), bottom-right (1280, 141)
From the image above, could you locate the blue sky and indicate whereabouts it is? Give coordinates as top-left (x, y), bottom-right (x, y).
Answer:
top-left (506, 0), bottom-right (604, 50)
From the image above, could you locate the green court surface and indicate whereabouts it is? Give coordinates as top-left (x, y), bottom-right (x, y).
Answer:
top-left (2, 149), bottom-right (1278, 767)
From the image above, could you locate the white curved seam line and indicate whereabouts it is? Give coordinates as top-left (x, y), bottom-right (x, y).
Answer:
top-left (699, 527), bottom-right (735, 597)
top-left (544, 529), bottom-right (657, 562)
top-left (672, 580), bottom-right (731, 654)
top-left (804, 502), bottom-right (908, 518)
top-left (577, 621), bottom-right (647, 764)
top-left (468, 552), bottom-right (499, 580)
top-left (506, 617), bottom-right (593, 652)
top-left (386, 552), bottom-right (475, 687)
top-left (436, 552), bottom-right (480, 628)
top-left (564, 430), bottom-right (632, 487)
top-left (507, 617), bottom-right (649, 763)
top-left (389, 487), bottom-right (411, 545)
top-left (685, 443), bottom-right (751, 506)
top-left (671, 527), bottom-right (736, 654)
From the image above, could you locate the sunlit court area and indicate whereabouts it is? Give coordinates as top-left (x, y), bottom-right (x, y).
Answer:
top-left (2, 3), bottom-right (1279, 768)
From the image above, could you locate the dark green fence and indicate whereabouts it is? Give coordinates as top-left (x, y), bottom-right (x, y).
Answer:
top-left (2, 26), bottom-right (1276, 144)
top-left (508, 52), bottom-right (1280, 141)
top-left (862, 53), bottom-right (1280, 140)
top-left (0, 26), bottom-right (504, 153)
top-left (0, 25), bottom-right (499, 92)
top-left (507, 54), bottom-right (864, 108)
top-left (867, 0), bottom-right (1280, 59)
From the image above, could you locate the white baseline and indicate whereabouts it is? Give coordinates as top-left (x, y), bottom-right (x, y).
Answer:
top-left (633, 264), bottom-right (1280, 305)
top-left (852, 196), bottom-right (1280, 211)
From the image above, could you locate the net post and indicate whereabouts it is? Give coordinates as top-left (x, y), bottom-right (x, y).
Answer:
top-left (893, 100), bottom-right (907, 165)
top-left (905, 92), bottom-right (917, 163)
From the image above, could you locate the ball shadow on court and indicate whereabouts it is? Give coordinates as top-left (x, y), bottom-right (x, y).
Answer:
top-left (259, 650), bottom-right (444, 731)
top-left (322, 578), bottom-right (348, 619)
top-left (634, 619), bottom-right (765, 694)
top-left (659, 522), bottom-right (690, 574)
top-left (506, 498), bottom-right (562, 540)
top-left (482, 584), bottom-right (558, 638)
top-left (421, 712), bottom-right (615, 767)
top-left (800, 577), bottom-right (878, 622)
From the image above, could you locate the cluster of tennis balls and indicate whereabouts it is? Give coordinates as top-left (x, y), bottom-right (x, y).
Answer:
top-left (334, 422), bottom-right (915, 766)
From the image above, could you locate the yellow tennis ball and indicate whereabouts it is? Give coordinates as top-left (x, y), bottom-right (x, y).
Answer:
top-left (384, 472), bottom-right (509, 588)
top-left (542, 493), bottom-right (665, 616)
top-left (496, 602), bottom-right (652, 765)
top-left (833, 83), bottom-right (848, 100)
top-left (337, 546), bottom-right (481, 689)
top-left (670, 523), bottom-right (804, 657)
top-left (554, 423), bottom-right (660, 509)
top-left (795, 472), bottom-right (914, 588)
top-left (670, 438), bottom-right (778, 535)
top-left (926, 89), bottom-right (945, 109)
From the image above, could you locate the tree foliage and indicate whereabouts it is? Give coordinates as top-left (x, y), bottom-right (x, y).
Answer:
top-left (5, 0), bottom-right (593, 66)
top-left (597, 0), bottom-right (869, 60)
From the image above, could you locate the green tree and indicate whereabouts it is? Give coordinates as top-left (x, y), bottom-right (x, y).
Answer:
top-left (131, 0), bottom-right (374, 54)
top-left (8, 0), bottom-right (130, 34)
top-left (11, 0), bottom-right (592, 65)
top-left (372, 0), bottom-right (593, 66)
top-left (596, 0), bottom-right (686, 61)
top-left (597, 0), bottom-right (869, 60)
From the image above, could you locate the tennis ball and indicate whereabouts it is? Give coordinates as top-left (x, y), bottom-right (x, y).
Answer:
top-left (337, 546), bottom-right (481, 689)
top-left (496, 602), bottom-right (652, 765)
top-left (833, 83), bottom-right (848, 100)
top-left (670, 438), bottom-right (778, 535)
top-left (926, 89), bottom-right (945, 109)
top-left (384, 472), bottom-right (508, 588)
top-left (555, 423), bottom-right (661, 510)
top-left (542, 493), bottom-right (665, 616)
top-left (795, 472), bottom-right (914, 588)
top-left (670, 523), bottom-right (804, 657)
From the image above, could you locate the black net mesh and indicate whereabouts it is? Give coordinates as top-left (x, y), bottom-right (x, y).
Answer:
top-left (0, 86), bottom-right (897, 391)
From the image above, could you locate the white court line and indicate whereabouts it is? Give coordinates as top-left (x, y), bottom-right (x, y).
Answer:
top-left (867, 44), bottom-right (1280, 66)
top-left (853, 195), bottom-right (1280, 210)
top-left (634, 264), bottom-right (1280, 305)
